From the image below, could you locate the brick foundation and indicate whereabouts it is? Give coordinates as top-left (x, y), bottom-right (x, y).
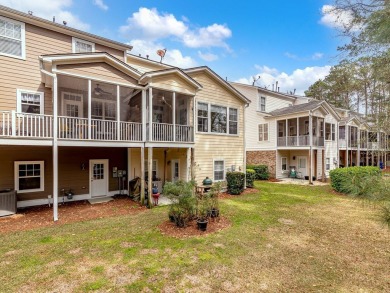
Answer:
top-left (247, 150), bottom-right (277, 178)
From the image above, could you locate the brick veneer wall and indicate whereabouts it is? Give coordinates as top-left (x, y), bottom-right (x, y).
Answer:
top-left (247, 150), bottom-right (277, 178)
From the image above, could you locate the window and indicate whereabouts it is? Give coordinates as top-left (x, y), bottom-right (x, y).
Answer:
top-left (325, 123), bottom-right (336, 141)
top-left (14, 161), bottom-right (44, 193)
top-left (258, 123), bottom-right (269, 141)
top-left (214, 160), bottom-right (225, 181)
top-left (211, 105), bottom-right (227, 133)
top-left (92, 100), bottom-right (116, 120)
top-left (197, 102), bottom-right (208, 132)
top-left (258, 96), bottom-right (266, 112)
top-left (0, 16), bottom-right (25, 59)
top-left (144, 160), bottom-right (158, 181)
top-left (17, 90), bottom-right (44, 114)
top-left (72, 37), bottom-right (95, 53)
top-left (197, 102), bottom-right (237, 135)
top-left (229, 108), bottom-right (238, 135)
top-left (339, 126), bottom-right (345, 139)
top-left (326, 158), bottom-right (331, 171)
top-left (332, 124), bottom-right (336, 141)
top-left (281, 157), bottom-right (287, 172)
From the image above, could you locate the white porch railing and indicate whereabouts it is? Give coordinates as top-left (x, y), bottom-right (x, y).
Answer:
top-left (58, 116), bottom-right (88, 140)
top-left (152, 123), bottom-right (174, 142)
top-left (150, 123), bottom-right (194, 142)
top-left (120, 122), bottom-right (142, 141)
top-left (175, 125), bottom-right (194, 142)
top-left (91, 119), bottom-right (117, 140)
top-left (0, 111), bottom-right (53, 138)
top-left (277, 135), bottom-right (324, 147)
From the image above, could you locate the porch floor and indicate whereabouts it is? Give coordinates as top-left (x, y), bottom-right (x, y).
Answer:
top-left (275, 178), bottom-right (329, 186)
top-left (0, 195), bottom-right (146, 234)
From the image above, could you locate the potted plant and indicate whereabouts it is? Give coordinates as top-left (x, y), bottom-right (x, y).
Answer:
top-left (209, 182), bottom-right (222, 218)
top-left (196, 196), bottom-right (210, 231)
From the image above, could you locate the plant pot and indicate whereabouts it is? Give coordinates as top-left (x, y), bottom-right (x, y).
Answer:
top-left (197, 219), bottom-right (208, 231)
top-left (210, 208), bottom-right (219, 218)
top-left (169, 214), bottom-right (175, 222)
top-left (175, 216), bottom-right (186, 228)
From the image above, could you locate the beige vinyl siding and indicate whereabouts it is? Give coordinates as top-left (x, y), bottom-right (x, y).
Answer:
top-left (57, 62), bottom-right (138, 85)
top-left (189, 72), bottom-right (245, 185)
top-left (325, 113), bottom-right (339, 175)
top-left (0, 23), bottom-right (71, 112)
top-left (126, 56), bottom-right (169, 73)
top-left (95, 44), bottom-right (124, 61)
top-left (149, 75), bottom-right (197, 95)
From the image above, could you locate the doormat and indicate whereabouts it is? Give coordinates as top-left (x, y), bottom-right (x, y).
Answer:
top-left (88, 197), bottom-right (113, 204)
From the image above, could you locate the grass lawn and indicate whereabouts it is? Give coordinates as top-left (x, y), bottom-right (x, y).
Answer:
top-left (1, 182), bottom-right (389, 292)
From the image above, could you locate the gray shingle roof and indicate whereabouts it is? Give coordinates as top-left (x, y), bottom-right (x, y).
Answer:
top-left (268, 100), bottom-right (323, 117)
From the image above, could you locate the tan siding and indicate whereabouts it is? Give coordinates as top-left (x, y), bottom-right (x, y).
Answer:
top-left (95, 44), bottom-right (124, 61)
top-left (189, 72), bottom-right (245, 185)
top-left (126, 57), bottom-right (168, 73)
top-left (150, 75), bottom-right (197, 95)
top-left (57, 63), bottom-right (138, 85)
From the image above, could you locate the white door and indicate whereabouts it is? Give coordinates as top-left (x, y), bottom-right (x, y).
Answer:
top-left (62, 92), bottom-right (83, 117)
top-left (297, 156), bottom-right (307, 177)
top-left (90, 159), bottom-right (108, 198)
top-left (171, 159), bottom-right (180, 182)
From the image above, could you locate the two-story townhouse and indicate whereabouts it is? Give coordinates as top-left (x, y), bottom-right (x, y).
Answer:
top-left (231, 82), bottom-right (341, 182)
top-left (0, 6), bottom-right (249, 221)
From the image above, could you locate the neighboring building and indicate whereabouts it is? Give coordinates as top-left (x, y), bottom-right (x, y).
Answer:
top-left (231, 82), bottom-right (389, 181)
top-left (0, 5), bottom-right (249, 220)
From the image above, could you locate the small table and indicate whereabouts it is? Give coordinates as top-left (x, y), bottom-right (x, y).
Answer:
top-left (196, 185), bottom-right (212, 196)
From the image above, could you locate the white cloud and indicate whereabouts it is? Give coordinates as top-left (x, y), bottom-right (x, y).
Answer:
top-left (93, 0), bottom-right (108, 11)
top-left (198, 51), bottom-right (218, 62)
top-left (311, 52), bottom-right (324, 60)
top-left (237, 65), bottom-right (331, 95)
top-left (120, 7), bottom-right (232, 50)
top-left (129, 39), bottom-right (197, 68)
top-left (320, 4), bottom-right (360, 31)
top-left (284, 51), bottom-right (324, 61)
top-left (0, 0), bottom-right (89, 30)
top-left (254, 65), bottom-right (279, 75)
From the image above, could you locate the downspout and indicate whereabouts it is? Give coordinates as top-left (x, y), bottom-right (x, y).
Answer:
top-left (243, 102), bottom-right (249, 188)
top-left (309, 111), bottom-right (313, 184)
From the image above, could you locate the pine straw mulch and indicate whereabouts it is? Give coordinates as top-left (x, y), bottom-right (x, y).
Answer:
top-left (0, 195), bottom-right (146, 234)
top-left (218, 187), bottom-right (258, 199)
top-left (158, 216), bottom-right (231, 238)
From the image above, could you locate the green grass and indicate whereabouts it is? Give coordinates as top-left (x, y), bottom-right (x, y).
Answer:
top-left (0, 182), bottom-right (389, 292)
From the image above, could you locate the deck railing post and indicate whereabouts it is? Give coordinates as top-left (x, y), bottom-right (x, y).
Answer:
top-left (11, 110), bottom-right (16, 137)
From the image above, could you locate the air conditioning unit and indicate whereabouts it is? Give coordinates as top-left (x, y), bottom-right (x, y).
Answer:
top-left (0, 189), bottom-right (17, 217)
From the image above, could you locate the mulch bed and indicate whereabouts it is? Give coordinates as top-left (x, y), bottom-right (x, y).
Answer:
top-left (158, 216), bottom-right (231, 238)
top-left (218, 187), bottom-right (258, 199)
top-left (0, 195), bottom-right (146, 234)
top-left (268, 178), bottom-right (281, 182)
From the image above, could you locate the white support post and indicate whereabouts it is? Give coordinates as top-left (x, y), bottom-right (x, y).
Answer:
top-left (148, 147), bottom-right (153, 208)
top-left (309, 112), bottom-right (313, 184)
top-left (172, 92), bottom-right (176, 142)
top-left (346, 125), bottom-right (349, 167)
top-left (88, 80), bottom-right (92, 140)
top-left (53, 75), bottom-right (59, 221)
top-left (296, 117), bottom-right (299, 146)
top-left (148, 88), bottom-right (153, 141)
top-left (186, 147), bottom-right (191, 181)
top-left (117, 85), bottom-right (120, 140)
top-left (11, 110), bottom-right (16, 137)
top-left (140, 147), bottom-right (145, 205)
top-left (142, 90), bottom-right (146, 142)
top-left (357, 127), bottom-right (361, 166)
top-left (285, 119), bottom-right (288, 146)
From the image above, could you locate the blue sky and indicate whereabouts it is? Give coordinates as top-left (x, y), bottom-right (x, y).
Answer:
top-left (1, 0), bottom-right (348, 95)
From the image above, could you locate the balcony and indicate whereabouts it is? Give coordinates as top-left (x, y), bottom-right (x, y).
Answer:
top-left (277, 135), bottom-right (324, 147)
top-left (0, 111), bottom-right (194, 143)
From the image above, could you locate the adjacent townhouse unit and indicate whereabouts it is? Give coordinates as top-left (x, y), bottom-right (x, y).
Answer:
top-left (0, 5), bottom-right (249, 220)
top-left (231, 82), bottom-right (389, 182)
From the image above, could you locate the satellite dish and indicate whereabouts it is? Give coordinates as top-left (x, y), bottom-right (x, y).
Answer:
top-left (156, 49), bottom-right (167, 63)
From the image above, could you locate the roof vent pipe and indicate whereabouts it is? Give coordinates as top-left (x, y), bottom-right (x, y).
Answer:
top-left (275, 81), bottom-right (278, 91)
top-left (278, 87), bottom-right (280, 92)
top-left (53, 16), bottom-right (55, 22)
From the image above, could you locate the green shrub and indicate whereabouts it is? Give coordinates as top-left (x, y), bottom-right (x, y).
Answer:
top-left (329, 166), bottom-right (381, 194)
top-left (380, 202), bottom-right (390, 228)
top-left (246, 164), bottom-right (269, 180)
top-left (226, 172), bottom-right (245, 195)
top-left (246, 169), bottom-right (256, 188)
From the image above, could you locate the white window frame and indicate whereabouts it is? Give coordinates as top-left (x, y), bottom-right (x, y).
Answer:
top-left (196, 101), bottom-right (239, 136)
top-left (258, 123), bottom-right (269, 142)
top-left (14, 161), bottom-right (44, 193)
top-left (213, 159), bottom-right (225, 182)
top-left (228, 107), bottom-right (238, 135)
top-left (0, 16), bottom-right (26, 60)
top-left (72, 37), bottom-right (95, 53)
top-left (258, 96), bottom-right (266, 112)
top-left (281, 157), bottom-right (288, 172)
top-left (61, 91), bottom-right (84, 117)
top-left (17, 89), bottom-right (45, 114)
top-left (326, 158), bottom-right (331, 171)
top-left (144, 159), bottom-right (158, 180)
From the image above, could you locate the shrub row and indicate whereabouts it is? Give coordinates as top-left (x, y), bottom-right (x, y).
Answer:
top-left (246, 169), bottom-right (256, 188)
top-left (329, 166), bottom-right (382, 194)
top-left (246, 164), bottom-right (269, 180)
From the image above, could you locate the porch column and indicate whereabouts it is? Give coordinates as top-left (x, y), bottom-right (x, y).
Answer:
top-left (142, 90), bottom-right (147, 141)
top-left (296, 117), bottom-right (299, 146)
top-left (285, 119), bottom-right (288, 146)
top-left (140, 147), bottom-right (145, 205)
top-left (148, 88), bottom-right (153, 141)
top-left (357, 127), bottom-right (361, 166)
top-left (336, 122), bottom-right (340, 168)
top-left (346, 126), bottom-right (349, 167)
top-left (322, 149), bottom-right (326, 182)
top-left (186, 147), bottom-right (191, 181)
top-left (88, 80), bottom-right (91, 140)
top-left (172, 92), bottom-right (176, 142)
top-left (53, 74), bottom-right (59, 221)
top-left (366, 131), bottom-right (369, 166)
top-left (116, 85), bottom-right (120, 140)
top-left (309, 112), bottom-right (313, 184)
top-left (147, 147), bottom-right (153, 208)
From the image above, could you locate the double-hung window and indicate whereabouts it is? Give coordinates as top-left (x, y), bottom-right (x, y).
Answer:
top-left (326, 158), bottom-right (331, 171)
top-left (17, 90), bottom-right (44, 114)
top-left (14, 161), bottom-right (44, 193)
top-left (0, 16), bottom-right (25, 59)
top-left (258, 123), bottom-right (269, 141)
top-left (228, 108), bottom-right (238, 135)
top-left (281, 157), bottom-right (287, 172)
top-left (72, 37), bottom-right (95, 53)
top-left (258, 96), bottom-right (266, 112)
top-left (197, 102), bottom-right (208, 132)
top-left (214, 160), bottom-right (225, 181)
top-left (325, 123), bottom-right (336, 141)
